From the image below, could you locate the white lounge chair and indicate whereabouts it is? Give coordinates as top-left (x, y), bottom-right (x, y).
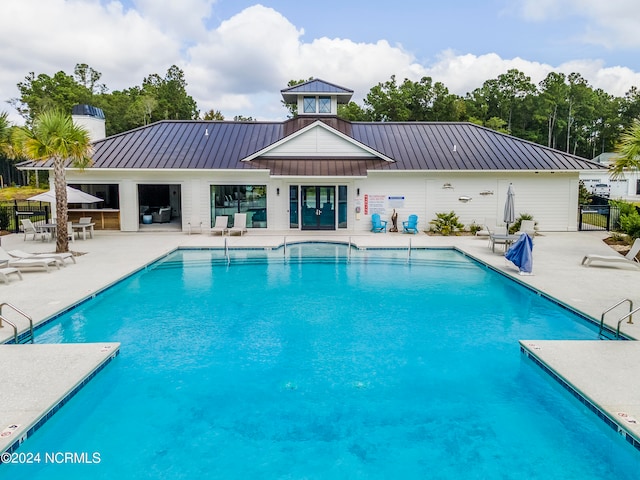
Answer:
top-left (582, 238), bottom-right (640, 268)
top-left (516, 220), bottom-right (536, 237)
top-left (475, 217), bottom-right (497, 238)
top-left (0, 267), bottom-right (22, 283)
top-left (8, 249), bottom-right (76, 266)
top-left (0, 247), bottom-right (60, 272)
top-left (211, 216), bottom-right (228, 236)
top-left (228, 213), bottom-right (247, 236)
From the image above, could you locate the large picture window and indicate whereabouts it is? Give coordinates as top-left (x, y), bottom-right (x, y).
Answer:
top-left (211, 185), bottom-right (266, 228)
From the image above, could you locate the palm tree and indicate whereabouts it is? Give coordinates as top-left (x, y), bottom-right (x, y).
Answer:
top-left (611, 118), bottom-right (640, 177)
top-left (15, 110), bottom-right (92, 253)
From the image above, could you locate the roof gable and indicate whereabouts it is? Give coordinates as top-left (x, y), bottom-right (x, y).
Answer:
top-left (242, 121), bottom-right (394, 162)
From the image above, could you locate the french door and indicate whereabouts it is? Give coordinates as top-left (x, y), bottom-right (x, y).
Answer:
top-left (301, 186), bottom-right (335, 230)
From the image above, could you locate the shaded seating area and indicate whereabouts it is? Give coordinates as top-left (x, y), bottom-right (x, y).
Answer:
top-left (371, 213), bottom-right (387, 233)
top-left (582, 238), bottom-right (640, 268)
top-left (402, 215), bottom-right (419, 234)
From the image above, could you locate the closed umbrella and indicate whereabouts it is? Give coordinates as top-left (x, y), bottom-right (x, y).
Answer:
top-left (28, 186), bottom-right (103, 204)
top-left (503, 183), bottom-right (515, 233)
top-left (505, 233), bottom-right (534, 275)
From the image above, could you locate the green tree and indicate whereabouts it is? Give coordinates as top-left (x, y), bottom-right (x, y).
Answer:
top-left (14, 110), bottom-right (92, 253)
top-left (0, 112), bottom-right (11, 157)
top-left (142, 65), bottom-right (198, 121)
top-left (202, 109), bottom-right (225, 121)
top-left (10, 70), bottom-right (93, 125)
top-left (363, 75), bottom-right (462, 122)
top-left (611, 118), bottom-right (640, 177)
top-left (74, 63), bottom-right (106, 95)
top-left (338, 101), bottom-right (367, 121)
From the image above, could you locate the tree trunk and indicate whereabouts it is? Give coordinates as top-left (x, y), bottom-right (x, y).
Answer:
top-left (53, 157), bottom-right (69, 253)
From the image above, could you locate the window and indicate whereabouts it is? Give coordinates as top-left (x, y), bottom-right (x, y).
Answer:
top-left (338, 185), bottom-right (347, 228)
top-left (211, 185), bottom-right (267, 228)
top-left (303, 97), bottom-right (316, 113)
top-left (289, 185), bottom-right (299, 228)
top-left (318, 97), bottom-right (331, 114)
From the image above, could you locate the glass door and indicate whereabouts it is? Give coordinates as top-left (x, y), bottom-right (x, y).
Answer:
top-left (301, 186), bottom-right (335, 230)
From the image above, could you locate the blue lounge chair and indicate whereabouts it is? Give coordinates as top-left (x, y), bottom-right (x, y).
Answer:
top-left (371, 213), bottom-right (387, 233)
top-left (403, 214), bottom-right (419, 234)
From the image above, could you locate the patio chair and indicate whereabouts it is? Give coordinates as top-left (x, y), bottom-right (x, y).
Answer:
top-left (8, 249), bottom-right (76, 266)
top-left (228, 213), bottom-right (247, 236)
top-left (581, 238), bottom-right (640, 268)
top-left (0, 247), bottom-right (60, 272)
top-left (516, 220), bottom-right (536, 237)
top-left (371, 213), bottom-right (387, 233)
top-left (475, 217), bottom-right (497, 237)
top-left (402, 215), bottom-right (419, 234)
top-left (21, 219), bottom-right (42, 241)
top-left (152, 207), bottom-right (171, 223)
top-left (211, 216), bottom-right (229, 236)
top-left (79, 217), bottom-right (92, 224)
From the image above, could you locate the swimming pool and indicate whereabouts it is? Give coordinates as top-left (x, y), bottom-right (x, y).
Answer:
top-left (3, 244), bottom-right (640, 479)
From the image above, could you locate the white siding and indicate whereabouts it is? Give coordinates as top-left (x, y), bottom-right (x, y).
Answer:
top-left (263, 126), bottom-right (374, 157)
top-left (67, 169), bottom-right (581, 233)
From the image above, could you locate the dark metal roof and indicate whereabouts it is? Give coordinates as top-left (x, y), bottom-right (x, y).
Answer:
top-left (19, 118), bottom-right (604, 175)
top-left (281, 79), bottom-right (353, 104)
top-left (72, 104), bottom-right (105, 119)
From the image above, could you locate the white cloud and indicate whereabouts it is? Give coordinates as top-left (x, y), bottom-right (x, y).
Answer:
top-left (514, 0), bottom-right (640, 48)
top-left (131, 0), bottom-right (214, 44)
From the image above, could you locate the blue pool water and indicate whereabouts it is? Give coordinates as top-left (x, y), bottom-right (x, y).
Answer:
top-left (3, 245), bottom-right (640, 479)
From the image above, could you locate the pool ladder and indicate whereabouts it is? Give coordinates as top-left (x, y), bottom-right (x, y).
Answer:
top-left (599, 298), bottom-right (635, 339)
top-left (0, 302), bottom-right (34, 344)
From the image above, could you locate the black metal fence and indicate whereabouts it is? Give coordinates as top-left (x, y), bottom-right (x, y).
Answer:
top-left (578, 197), bottom-right (620, 231)
top-left (0, 202), bottom-right (51, 233)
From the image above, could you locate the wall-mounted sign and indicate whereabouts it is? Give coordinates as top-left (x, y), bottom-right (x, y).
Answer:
top-left (388, 196), bottom-right (405, 208)
top-left (364, 194), bottom-right (386, 215)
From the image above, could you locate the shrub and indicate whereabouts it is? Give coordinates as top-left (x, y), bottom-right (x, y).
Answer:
top-left (620, 209), bottom-right (640, 239)
top-left (429, 211), bottom-right (465, 236)
top-left (469, 222), bottom-right (483, 235)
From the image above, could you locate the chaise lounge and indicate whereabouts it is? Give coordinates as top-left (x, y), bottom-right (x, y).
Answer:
top-left (582, 238), bottom-right (640, 268)
top-left (0, 247), bottom-right (60, 272)
top-left (8, 249), bottom-right (76, 266)
top-left (211, 216), bottom-right (228, 236)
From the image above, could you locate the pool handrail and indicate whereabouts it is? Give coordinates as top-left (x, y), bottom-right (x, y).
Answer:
top-left (599, 298), bottom-right (633, 338)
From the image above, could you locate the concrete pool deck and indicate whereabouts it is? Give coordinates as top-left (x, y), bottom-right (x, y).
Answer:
top-left (0, 229), bottom-right (639, 453)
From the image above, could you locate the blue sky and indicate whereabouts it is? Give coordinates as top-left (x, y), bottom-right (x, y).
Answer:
top-left (1, 0), bottom-right (640, 124)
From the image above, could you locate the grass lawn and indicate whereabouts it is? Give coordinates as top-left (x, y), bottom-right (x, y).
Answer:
top-left (0, 186), bottom-right (47, 202)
